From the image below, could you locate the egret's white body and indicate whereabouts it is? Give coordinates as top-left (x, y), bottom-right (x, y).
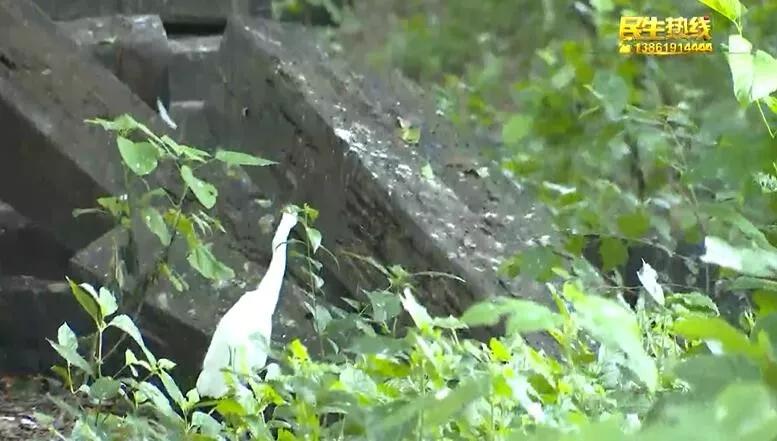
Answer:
top-left (196, 210), bottom-right (298, 398)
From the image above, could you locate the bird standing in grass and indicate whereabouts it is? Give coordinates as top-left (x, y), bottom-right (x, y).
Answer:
top-left (196, 208), bottom-right (298, 399)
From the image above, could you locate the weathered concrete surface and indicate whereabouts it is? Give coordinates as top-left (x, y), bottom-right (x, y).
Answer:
top-left (0, 276), bottom-right (88, 374)
top-left (59, 15), bottom-right (171, 110)
top-left (0, 0), bottom-right (320, 381)
top-left (207, 18), bottom-right (552, 341)
top-left (0, 202), bottom-right (71, 280)
top-left (168, 36), bottom-right (220, 102)
top-left (31, 0), bottom-right (270, 24)
top-left (169, 100), bottom-right (215, 147)
top-left (0, 0), bottom-right (176, 251)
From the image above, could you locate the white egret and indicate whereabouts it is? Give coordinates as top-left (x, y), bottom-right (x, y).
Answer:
top-left (196, 208), bottom-right (298, 398)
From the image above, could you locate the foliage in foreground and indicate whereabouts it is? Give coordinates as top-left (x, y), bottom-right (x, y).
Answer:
top-left (34, 0), bottom-right (777, 439)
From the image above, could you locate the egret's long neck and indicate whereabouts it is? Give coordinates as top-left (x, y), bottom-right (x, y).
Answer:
top-left (249, 217), bottom-right (296, 314)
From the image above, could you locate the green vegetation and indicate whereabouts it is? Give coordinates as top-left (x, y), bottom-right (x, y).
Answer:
top-left (34, 0), bottom-right (777, 439)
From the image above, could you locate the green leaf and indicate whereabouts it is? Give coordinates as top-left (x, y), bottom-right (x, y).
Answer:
top-left (305, 226), bottom-right (322, 254)
top-left (461, 298), bottom-right (561, 334)
top-left (591, 71), bottom-right (629, 120)
top-left (141, 206), bottom-right (171, 245)
top-left (501, 114), bottom-right (533, 145)
top-left (191, 411), bottom-right (224, 437)
top-left (701, 236), bottom-right (777, 278)
top-left (161, 136), bottom-right (210, 162)
top-left (727, 34), bottom-right (754, 104)
top-left (109, 314), bottom-right (156, 364)
top-left (180, 165), bottom-right (218, 209)
top-left (751, 50), bottom-right (777, 101)
top-left (599, 237), bottom-right (628, 272)
top-left (116, 137), bottom-right (158, 176)
top-left (715, 382), bottom-right (777, 439)
top-left (461, 302), bottom-right (503, 327)
top-left (158, 370), bottom-right (186, 410)
top-left (187, 243), bottom-right (235, 281)
top-left (97, 287), bottom-right (118, 318)
top-left (67, 279), bottom-right (101, 325)
top-left (617, 210), bottom-right (650, 239)
top-left (674, 354), bottom-right (760, 399)
top-left (215, 149), bottom-right (277, 167)
top-left (137, 381), bottom-right (179, 421)
top-left (48, 324), bottom-right (94, 375)
top-left (673, 315), bottom-right (763, 360)
top-left (754, 291), bottom-right (777, 316)
top-left (571, 291), bottom-right (658, 391)
top-left (730, 277), bottom-right (777, 292)
top-left (697, 0), bottom-right (745, 25)
top-left (398, 117), bottom-right (421, 144)
top-left (89, 377), bottom-right (121, 401)
top-left (366, 290), bottom-right (402, 323)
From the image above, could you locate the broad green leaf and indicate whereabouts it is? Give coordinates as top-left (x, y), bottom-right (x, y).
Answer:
top-left (617, 210), bottom-right (650, 239)
top-left (137, 381), bottom-right (179, 422)
top-left (502, 114), bottom-right (533, 145)
top-left (191, 411), bottom-right (224, 437)
top-left (751, 50), bottom-right (777, 101)
top-left (697, 0), bottom-right (745, 25)
top-left (141, 206), bottom-right (171, 245)
top-left (701, 236), bottom-right (777, 278)
top-left (461, 298), bottom-right (560, 334)
top-left (215, 149), bottom-right (277, 167)
top-left (674, 354), bottom-right (760, 399)
top-left (489, 338), bottom-right (511, 362)
top-left (591, 71), bottom-right (629, 120)
top-left (754, 311), bottom-right (777, 345)
top-left (89, 377), bottom-right (121, 401)
top-left (49, 324), bottom-right (93, 375)
top-left (161, 136), bottom-right (210, 162)
top-left (461, 302), bottom-right (503, 327)
top-left (754, 291), bottom-right (777, 316)
top-left (424, 376), bottom-right (490, 428)
top-left (305, 226), bottom-right (322, 253)
top-left (289, 339), bottom-right (310, 361)
top-left (715, 382), bottom-right (777, 440)
top-left (116, 137), bottom-right (158, 176)
top-left (503, 299), bottom-right (562, 334)
top-left (158, 370), bottom-right (186, 410)
top-left (673, 315), bottom-right (763, 359)
top-left (727, 34), bottom-right (754, 104)
top-left (313, 304), bottom-right (332, 334)
top-left (97, 287), bottom-right (118, 318)
top-left (339, 366), bottom-right (378, 398)
top-left (67, 279), bottom-right (101, 325)
top-left (187, 243), bottom-right (235, 281)
top-left (502, 246), bottom-right (560, 282)
top-left (366, 290), bottom-right (402, 323)
top-left (599, 237), bottom-right (628, 272)
top-left (180, 165), bottom-right (217, 209)
top-left (731, 277), bottom-right (777, 292)
top-left (572, 293), bottom-right (658, 391)
top-left (109, 314), bottom-right (156, 364)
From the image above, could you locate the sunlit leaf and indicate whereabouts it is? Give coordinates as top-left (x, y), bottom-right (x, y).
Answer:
top-left (187, 243), bottom-right (235, 281)
top-left (117, 137), bottom-right (158, 176)
top-left (697, 0), bottom-right (745, 25)
top-left (141, 206), bottom-right (171, 246)
top-left (180, 165), bottom-right (218, 209)
top-left (216, 149), bottom-right (277, 167)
